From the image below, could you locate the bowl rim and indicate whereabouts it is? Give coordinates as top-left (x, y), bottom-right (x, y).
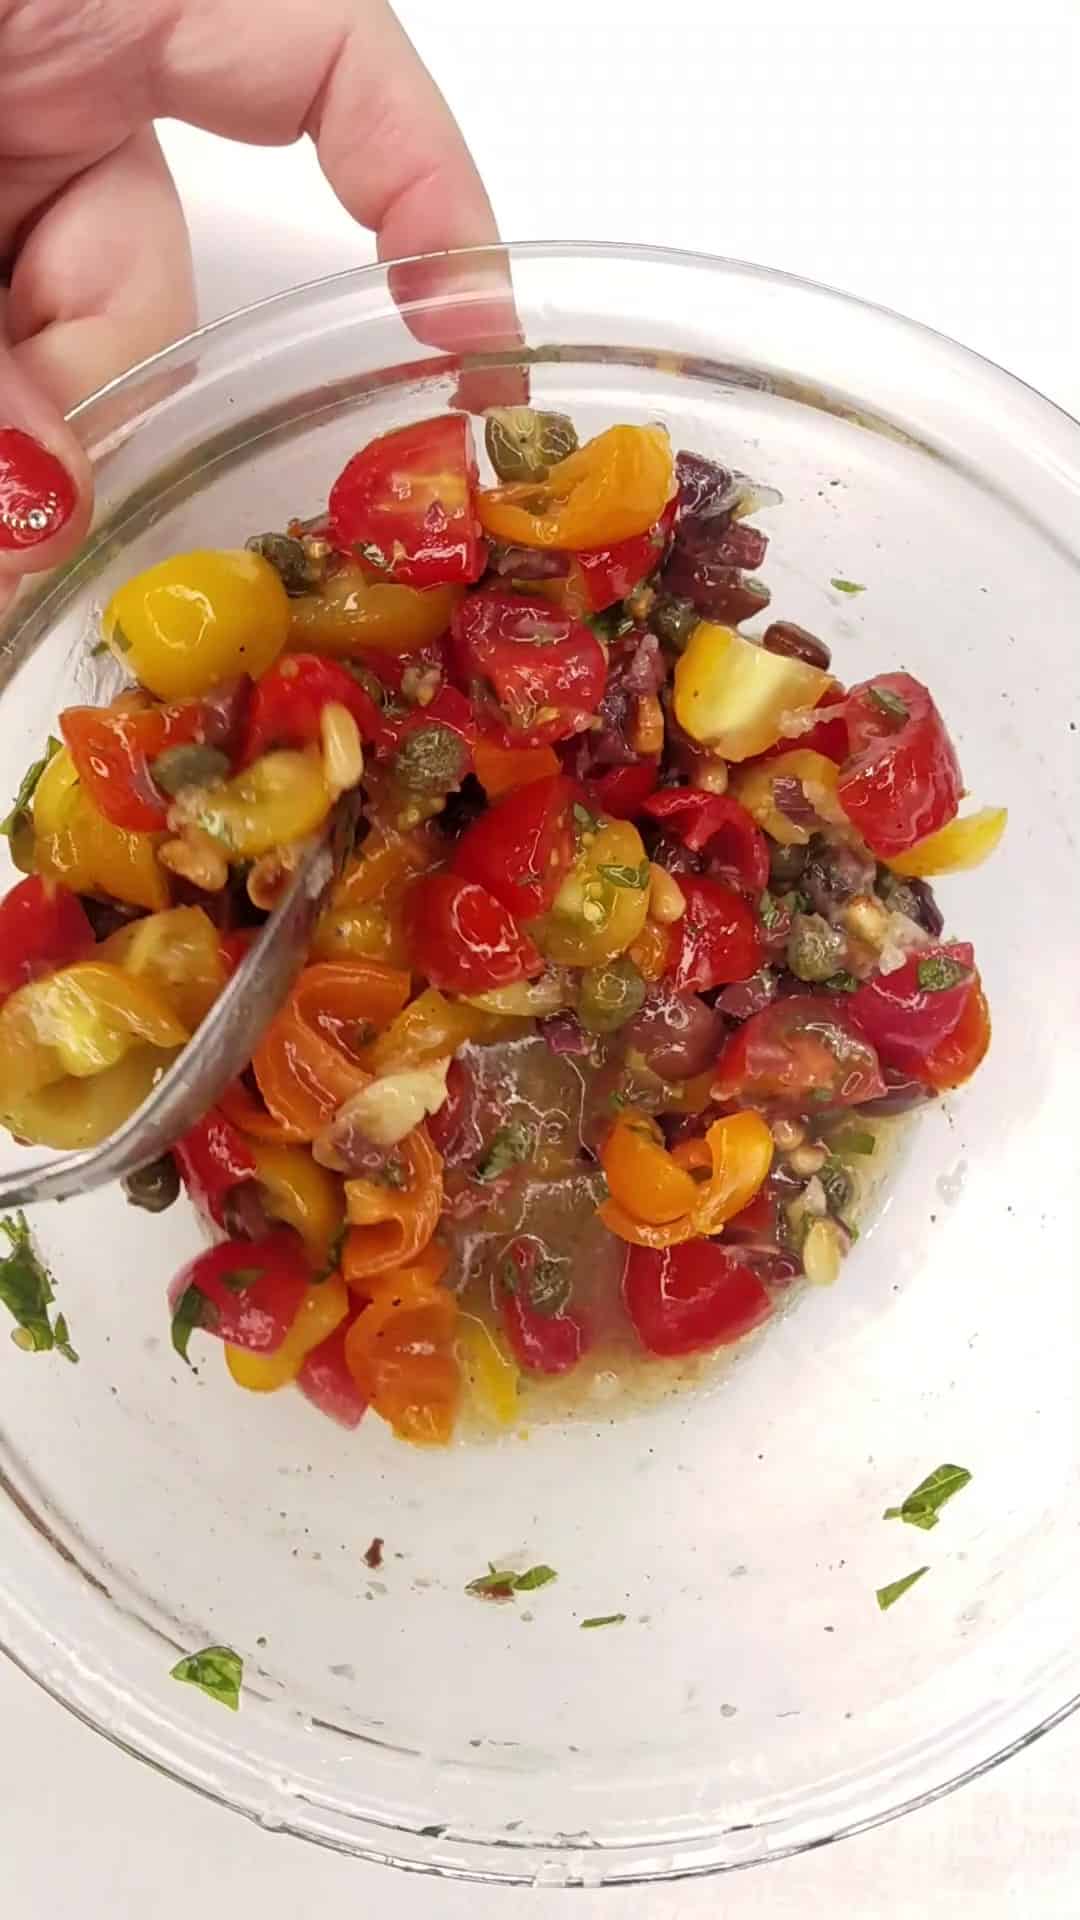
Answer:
top-left (3, 239), bottom-right (1080, 1884)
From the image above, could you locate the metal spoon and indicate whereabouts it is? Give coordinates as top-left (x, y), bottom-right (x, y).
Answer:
top-left (0, 805), bottom-right (352, 1210)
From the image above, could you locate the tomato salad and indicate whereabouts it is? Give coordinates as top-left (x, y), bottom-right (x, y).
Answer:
top-left (0, 409), bottom-right (1006, 1443)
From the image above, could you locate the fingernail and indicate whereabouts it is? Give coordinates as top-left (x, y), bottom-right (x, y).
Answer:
top-left (0, 427), bottom-right (78, 552)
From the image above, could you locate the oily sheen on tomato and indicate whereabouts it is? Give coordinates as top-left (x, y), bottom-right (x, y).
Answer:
top-left (405, 873), bottom-right (543, 993)
top-left (835, 673), bottom-right (962, 857)
top-left (449, 590), bottom-right (606, 746)
top-left (328, 416), bottom-right (486, 588)
top-left (452, 774), bottom-right (576, 919)
top-left (624, 1241), bottom-right (773, 1357)
top-left (713, 994), bottom-right (886, 1110)
top-left (849, 943), bottom-right (981, 1085)
top-left (668, 876), bottom-right (763, 991)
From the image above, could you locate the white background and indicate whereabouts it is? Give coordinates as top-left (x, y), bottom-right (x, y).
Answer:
top-left (4, 0), bottom-right (1079, 1912)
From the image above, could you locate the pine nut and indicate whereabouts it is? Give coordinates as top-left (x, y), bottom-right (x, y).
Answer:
top-left (320, 702), bottom-right (364, 798)
top-left (691, 757), bottom-right (729, 794)
top-left (159, 827), bottom-right (228, 893)
top-left (629, 693), bottom-right (664, 756)
top-left (647, 863), bottom-right (686, 924)
top-left (788, 1141), bottom-right (828, 1177)
top-left (803, 1216), bottom-right (844, 1287)
top-left (770, 1117), bottom-right (806, 1152)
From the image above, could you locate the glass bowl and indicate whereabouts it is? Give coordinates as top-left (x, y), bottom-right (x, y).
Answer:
top-left (1, 243), bottom-right (1078, 1888)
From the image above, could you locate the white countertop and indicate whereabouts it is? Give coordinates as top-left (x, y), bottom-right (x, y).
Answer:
top-left (4, 0), bottom-right (1078, 1911)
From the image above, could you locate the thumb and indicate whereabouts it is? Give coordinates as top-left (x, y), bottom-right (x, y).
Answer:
top-left (0, 340), bottom-right (92, 585)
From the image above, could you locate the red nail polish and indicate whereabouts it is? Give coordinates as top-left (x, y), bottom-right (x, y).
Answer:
top-left (0, 427), bottom-right (78, 552)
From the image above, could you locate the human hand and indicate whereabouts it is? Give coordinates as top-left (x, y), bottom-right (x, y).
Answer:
top-left (0, 0), bottom-right (497, 589)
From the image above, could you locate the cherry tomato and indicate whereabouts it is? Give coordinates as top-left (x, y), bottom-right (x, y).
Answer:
top-left (498, 1239), bottom-right (590, 1374)
top-left (449, 591), bottom-right (606, 747)
top-left (0, 876), bottom-right (94, 1001)
top-left (836, 674), bottom-right (962, 857)
top-left (452, 774), bottom-right (576, 919)
top-left (642, 789), bottom-right (769, 893)
top-left (328, 415), bottom-right (485, 588)
top-left (287, 562), bottom-right (461, 657)
top-left (174, 1106), bottom-right (259, 1227)
top-left (405, 873), bottom-right (543, 993)
top-left (103, 550), bottom-right (288, 700)
top-left (297, 1321), bottom-right (368, 1428)
top-left (60, 696), bottom-right (234, 832)
top-left (849, 943), bottom-right (979, 1082)
top-left (573, 496), bottom-right (679, 611)
top-left (623, 1240), bottom-right (773, 1357)
top-left (668, 876), bottom-right (763, 992)
top-left (586, 761), bottom-right (660, 819)
top-left (240, 654), bottom-right (381, 763)
top-left (921, 976), bottom-right (991, 1091)
top-left (169, 1232), bottom-right (310, 1355)
top-left (713, 994), bottom-right (887, 1110)
top-left (477, 424), bottom-right (674, 550)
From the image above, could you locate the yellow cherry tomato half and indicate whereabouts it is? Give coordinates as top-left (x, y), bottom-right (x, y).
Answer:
top-left (731, 750), bottom-right (846, 847)
top-left (249, 1141), bottom-right (344, 1264)
top-left (225, 1276), bottom-right (350, 1392)
top-left (103, 549), bottom-right (289, 699)
top-left (287, 562), bottom-right (461, 657)
top-left (456, 1313), bottom-right (520, 1428)
top-left (887, 806), bottom-right (1007, 877)
top-left (477, 425), bottom-right (674, 550)
top-left (33, 747), bottom-right (169, 911)
top-left (101, 905), bottom-right (226, 1030)
top-left (674, 623), bottom-right (833, 761)
top-left (0, 961), bottom-right (188, 1102)
top-left (1, 1045), bottom-right (181, 1149)
top-left (183, 748), bottom-right (332, 859)
top-left (529, 818), bottom-right (650, 967)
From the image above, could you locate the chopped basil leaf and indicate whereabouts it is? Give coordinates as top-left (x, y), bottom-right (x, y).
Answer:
top-left (1, 735), bottom-right (62, 839)
top-left (781, 889), bottom-right (813, 916)
top-left (170, 1285), bottom-right (208, 1365)
top-left (476, 1123), bottom-right (534, 1183)
top-left (830, 578), bottom-right (866, 596)
top-left (597, 860), bottom-right (649, 890)
top-left (876, 1567), bottom-right (928, 1611)
top-left (466, 1562), bottom-right (558, 1598)
top-left (527, 1257), bottom-right (573, 1319)
top-left (823, 971), bottom-right (859, 993)
top-left (829, 1127), bottom-right (876, 1156)
top-left (585, 606), bottom-right (634, 641)
top-left (917, 956), bottom-right (971, 993)
top-left (867, 685), bottom-right (909, 722)
top-left (758, 888), bottom-right (782, 931)
top-left (110, 621), bottom-right (132, 653)
top-left (170, 1644), bottom-right (243, 1710)
top-left (581, 1613), bottom-right (626, 1629)
top-left (0, 1213), bottom-right (78, 1361)
top-left (884, 1464), bottom-right (971, 1532)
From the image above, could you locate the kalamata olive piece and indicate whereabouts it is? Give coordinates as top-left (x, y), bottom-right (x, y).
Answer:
top-left (484, 408), bottom-right (578, 482)
top-left (769, 841), bottom-right (809, 888)
top-left (641, 828), bottom-right (702, 878)
top-left (877, 868), bottom-right (945, 937)
top-left (803, 834), bottom-right (876, 917)
top-left (625, 981), bottom-right (725, 1078)
top-left (661, 547), bottom-right (772, 626)
top-left (220, 1183), bottom-right (273, 1241)
top-left (123, 1154), bottom-right (180, 1213)
top-left (648, 594), bottom-right (700, 651)
top-left (674, 450), bottom-right (736, 518)
top-left (246, 532), bottom-right (321, 596)
top-left (762, 621), bottom-right (832, 671)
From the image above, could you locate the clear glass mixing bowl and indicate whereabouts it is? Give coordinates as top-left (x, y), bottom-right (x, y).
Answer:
top-left (0, 244), bottom-right (1078, 1887)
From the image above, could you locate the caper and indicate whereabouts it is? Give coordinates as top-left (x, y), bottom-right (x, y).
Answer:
top-left (820, 1160), bottom-right (854, 1216)
top-left (150, 744), bottom-right (232, 797)
top-left (123, 1154), bottom-right (180, 1214)
top-left (245, 532), bottom-right (319, 596)
top-left (577, 957), bottom-right (647, 1035)
top-left (392, 723), bottom-right (468, 797)
top-left (786, 911), bottom-right (848, 983)
top-left (648, 595), bottom-right (699, 651)
top-left (484, 408), bottom-right (578, 483)
top-left (6, 810), bottom-right (36, 875)
top-left (768, 840), bottom-right (808, 888)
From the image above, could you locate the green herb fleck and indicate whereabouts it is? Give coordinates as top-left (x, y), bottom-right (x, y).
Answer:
top-left (597, 859), bottom-right (649, 891)
top-left (585, 606), bottom-right (635, 642)
top-left (0, 1214), bottom-right (77, 1361)
top-left (758, 889), bottom-right (782, 931)
top-left (1, 735), bottom-right (62, 840)
top-left (830, 578), bottom-right (866, 596)
top-left (876, 1567), bottom-right (928, 1611)
top-left (829, 1127), bottom-right (876, 1156)
top-left (884, 1464), bottom-right (971, 1532)
top-left (781, 889), bottom-right (813, 916)
top-left (171, 1265), bottom-right (258, 1364)
top-left (476, 1123), bottom-right (534, 1183)
top-left (581, 1613), bottom-right (626, 1630)
top-left (867, 685), bottom-right (909, 722)
top-left (110, 621), bottom-right (132, 654)
top-left (170, 1645), bottom-right (243, 1710)
top-left (917, 956), bottom-right (971, 993)
top-left (466, 1563), bottom-right (558, 1599)
top-left (823, 971), bottom-right (860, 993)
top-left (527, 1257), bottom-right (573, 1319)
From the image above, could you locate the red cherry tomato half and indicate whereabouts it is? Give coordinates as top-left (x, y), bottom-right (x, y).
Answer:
top-left (836, 673), bottom-right (962, 857)
top-left (574, 496), bottom-right (679, 612)
top-left (174, 1105), bottom-right (259, 1227)
top-left (297, 1321), bottom-right (368, 1428)
top-left (642, 789), bottom-right (769, 893)
top-left (668, 875), bottom-right (764, 992)
top-left (327, 414), bottom-right (486, 588)
top-left (372, 684), bottom-right (477, 767)
top-left (168, 1232), bottom-right (310, 1353)
top-left (713, 994), bottom-right (886, 1111)
top-left (449, 590), bottom-right (607, 747)
top-left (624, 1240), bottom-right (773, 1357)
top-left (498, 1239), bottom-right (590, 1374)
top-left (848, 942), bottom-right (977, 1082)
top-left (405, 872), bottom-right (543, 993)
top-left (60, 697), bottom-right (233, 832)
top-left (452, 774), bottom-right (576, 919)
top-left (585, 761), bottom-right (660, 819)
top-left (0, 875), bottom-right (94, 1001)
top-left (921, 976), bottom-right (991, 1091)
top-left (241, 654), bottom-right (381, 763)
